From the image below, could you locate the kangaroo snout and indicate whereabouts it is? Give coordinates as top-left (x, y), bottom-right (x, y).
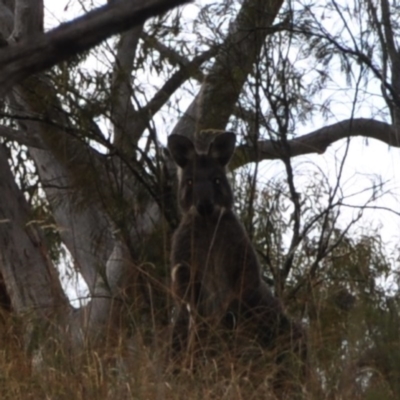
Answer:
top-left (196, 198), bottom-right (214, 216)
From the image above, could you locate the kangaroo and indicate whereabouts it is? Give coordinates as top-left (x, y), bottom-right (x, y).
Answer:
top-left (167, 132), bottom-right (304, 365)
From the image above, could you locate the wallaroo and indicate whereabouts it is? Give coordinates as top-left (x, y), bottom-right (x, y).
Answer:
top-left (167, 131), bottom-right (306, 372)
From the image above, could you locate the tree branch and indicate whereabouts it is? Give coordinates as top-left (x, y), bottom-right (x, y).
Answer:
top-left (130, 47), bottom-right (217, 141)
top-left (112, 28), bottom-right (216, 149)
top-left (141, 32), bottom-right (207, 82)
top-left (232, 118), bottom-right (399, 169)
top-left (0, 0), bottom-right (191, 95)
top-left (111, 25), bottom-right (144, 150)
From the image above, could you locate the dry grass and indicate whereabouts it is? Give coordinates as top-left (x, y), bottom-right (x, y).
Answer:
top-left (0, 309), bottom-right (397, 400)
top-left (0, 310), bottom-right (309, 400)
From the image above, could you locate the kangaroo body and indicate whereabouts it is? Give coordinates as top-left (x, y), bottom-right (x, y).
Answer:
top-left (168, 132), bottom-right (301, 359)
top-left (172, 209), bottom-right (283, 325)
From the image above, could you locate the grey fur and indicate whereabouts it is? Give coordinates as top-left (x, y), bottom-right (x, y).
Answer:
top-left (168, 132), bottom-right (304, 360)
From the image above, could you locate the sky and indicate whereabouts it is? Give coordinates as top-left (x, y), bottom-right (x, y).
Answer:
top-left (43, 1), bottom-right (400, 301)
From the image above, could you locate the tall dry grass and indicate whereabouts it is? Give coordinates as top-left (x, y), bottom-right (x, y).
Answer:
top-left (0, 306), bottom-right (397, 400)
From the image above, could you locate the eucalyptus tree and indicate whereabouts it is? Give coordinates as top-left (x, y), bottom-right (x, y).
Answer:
top-left (0, 1), bottom-right (399, 393)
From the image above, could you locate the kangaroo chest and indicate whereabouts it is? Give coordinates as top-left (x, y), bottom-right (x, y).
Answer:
top-left (173, 213), bottom-right (251, 314)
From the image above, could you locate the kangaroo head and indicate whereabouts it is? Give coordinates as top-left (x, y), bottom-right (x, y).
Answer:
top-left (168, 132), bottom-right (236, 217)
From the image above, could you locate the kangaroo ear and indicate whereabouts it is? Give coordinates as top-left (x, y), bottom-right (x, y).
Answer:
top-left (208, 132), bottom-right (236, 166)
top-left (168, 134), bottom-right (196, 168)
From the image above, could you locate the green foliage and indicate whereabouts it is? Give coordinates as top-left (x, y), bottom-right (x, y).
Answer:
top-left (230, 160), bottom-right (399, 397)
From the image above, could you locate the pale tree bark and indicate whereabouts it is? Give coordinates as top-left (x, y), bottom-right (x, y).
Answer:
top-left (0, 1), bottom-right (75, 320)
top-left (0, 0), bottom-right (147, 345)
top-left (5, 82), bottom-right (142, 345)
top-left (8, 73), bottom-right (115, 293)
top-left (74, 235), bottom-right (136, 345)
top-left (2, 0), bottom-right (114, 293)
top-left (0, 144), bottom-right (69, 316)
top-left (0, 0), bottom-right (164, 307)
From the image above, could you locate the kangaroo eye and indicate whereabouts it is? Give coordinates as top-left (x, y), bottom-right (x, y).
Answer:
top-left (214, 178), bottom-right (220, 185)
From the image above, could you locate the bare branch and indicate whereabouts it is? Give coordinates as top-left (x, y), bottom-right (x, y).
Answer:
top-left (232, 118), bottom-right (400, 169)
top-left (142, 32), bottom-right (207, 82)
top-left (112, 29), bottom-right (217, 148)
top-left (0, 0), bottom-right (191, 95)
top-left (130, 47), bottom-right (217, 141)
top-left (280, 156), bottom-right (302, 289)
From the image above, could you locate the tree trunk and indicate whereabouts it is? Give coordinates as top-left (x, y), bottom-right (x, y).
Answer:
top-left (0, 144), bottom-right (69, 317)
top-left (172, 0), bottom-right (284, 138)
